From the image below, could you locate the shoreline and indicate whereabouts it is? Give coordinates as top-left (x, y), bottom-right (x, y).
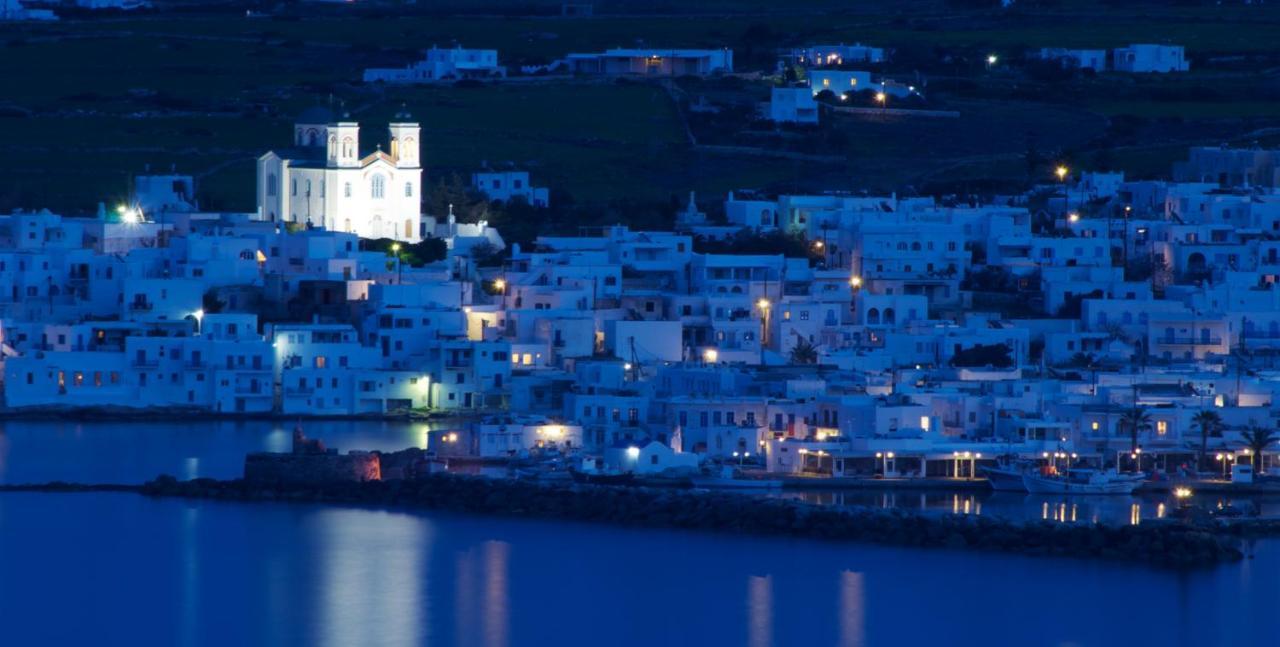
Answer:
top-left (3, 474), bottom-right (1270, 569)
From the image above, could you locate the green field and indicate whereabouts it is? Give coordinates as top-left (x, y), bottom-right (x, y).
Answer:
top-left (2, 1), bottom-right (1280, 214)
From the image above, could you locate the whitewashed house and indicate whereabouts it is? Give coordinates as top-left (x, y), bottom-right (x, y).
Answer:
top-left (1112, 44), bottom-right (1189, 73)
top-left (769, 87), bottom-right (819, 124)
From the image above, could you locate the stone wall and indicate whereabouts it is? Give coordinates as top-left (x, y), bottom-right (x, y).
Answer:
top-left (243, 451), bottom-right (381, 484)
top-left (141, 473), bottom-right (1250, 568)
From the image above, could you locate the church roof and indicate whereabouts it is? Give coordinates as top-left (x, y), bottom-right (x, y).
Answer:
top-left (296, 106), bottom-right (337, 125)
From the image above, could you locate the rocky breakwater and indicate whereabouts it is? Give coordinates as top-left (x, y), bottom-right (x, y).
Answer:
top-left (138, 473), bottom-right (1245, 568)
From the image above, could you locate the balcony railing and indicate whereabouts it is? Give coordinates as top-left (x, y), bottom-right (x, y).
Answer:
top-left (1157, 336), bottom-right (1223, 346)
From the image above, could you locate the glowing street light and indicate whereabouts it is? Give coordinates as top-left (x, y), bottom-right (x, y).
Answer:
top-left (756, 298), bottom-right (772, 345)
top-left (493, 278), bottom-right (506, 292)
top-left (849, 276), bottom-right (862, 288)
top-left (875, 91), bottom-right (887, 105)
top-left (1068, 213), bottom-right (1080, 223)
top-left (390, 243), bottom-right (404, 283)
top-left (1055, 165), bottom-right (1069, 182)
top-left (703, 348), bottom-right (718, 364)
top-left (118, 205), bottom-right (142, 224)
top-left (986, 54), bottom-right (999, 66)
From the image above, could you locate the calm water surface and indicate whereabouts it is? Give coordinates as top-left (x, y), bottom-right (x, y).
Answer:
top-left (0, 493), bottom-right (1277, 647)
top-left (0, 419), bottom-right (440, 484)
top-left (1, 421), bottom-right (1279, 646)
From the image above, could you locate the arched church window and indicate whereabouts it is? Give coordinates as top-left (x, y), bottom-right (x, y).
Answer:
top-left (372, 175), bottom-right (386, 199)
top-left (305, 180), bottom-right (311, 196)
top-left (405, 182), bottom-right (413, 198)
top-left (342, 137), bottom-right (354, 158)
top-left (266, 174), bottom-right (277, 197)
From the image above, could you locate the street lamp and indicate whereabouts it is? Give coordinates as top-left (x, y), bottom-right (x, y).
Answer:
top-left (757, 298), bottom-right (771, 346)
top-left (192, 309), bottom-right (204, 335)
top-left (986, 54), bottom-right (998, 67)
top-left (703, 348), bottom-right (718, 364)
top-left (391, 243), bottom-right (403, 283)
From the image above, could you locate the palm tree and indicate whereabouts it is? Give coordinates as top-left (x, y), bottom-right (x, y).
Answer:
top-left (789, 337), bottom-right (819, 365)
top-left (1240, 424), bottom-right (1278, 472)
top-left (1192, 410), bottom-right (1223, 472)
top-left (1118, 406), bottom-right (1152, 454)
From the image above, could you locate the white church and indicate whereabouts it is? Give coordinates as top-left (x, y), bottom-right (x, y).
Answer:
top-left (257, 107), bottom-right (422, 242)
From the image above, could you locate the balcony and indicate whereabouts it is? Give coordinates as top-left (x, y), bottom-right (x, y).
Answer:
top-left (129, 302), bottom-right (154, 312)
top-left (1156, 336), bottom-right (1223, 346)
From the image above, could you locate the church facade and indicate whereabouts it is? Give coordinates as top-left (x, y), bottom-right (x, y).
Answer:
top-left (256, 107), bottom-right (422, 242)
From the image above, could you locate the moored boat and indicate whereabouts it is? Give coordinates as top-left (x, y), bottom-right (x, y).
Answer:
top-left (691, 466), bottom-right (782, 489)
top-left (1022, 469), bottom-right (1144, 495)
top-left (569, 469), bottom-right (635, 485)
top-left (980, 464), bottom-right (1032, 492)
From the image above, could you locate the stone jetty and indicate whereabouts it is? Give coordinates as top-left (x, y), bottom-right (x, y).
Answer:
top-left (135, 473), bottom-right (1251, 569)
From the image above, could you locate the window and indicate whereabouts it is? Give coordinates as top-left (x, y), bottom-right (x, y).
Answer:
top-left (266, 174), bottom-right (278, 197)
top-left (372, 175), bottom-right (386, 199)
top-left (344, 183), bottom-right (352, 198)
top-left (291, 179), bottom-right (297, 196)
top-left (405, 182), bottom-right (413, 197)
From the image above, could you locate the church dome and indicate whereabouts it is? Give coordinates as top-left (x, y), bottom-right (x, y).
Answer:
top-left (296, 106), bottom-right (336, 125)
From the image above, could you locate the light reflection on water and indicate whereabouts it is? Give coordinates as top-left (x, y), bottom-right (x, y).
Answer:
top-left (778, 489), bottom-right (1280, 526)
top-left (0, 419), bottom-right (448, 484)
top-left (0, 492), bottom-right (1277, 647)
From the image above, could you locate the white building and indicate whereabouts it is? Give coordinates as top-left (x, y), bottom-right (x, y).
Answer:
top-left (769, 87), bottom-right (819, 124)
top-left (472, 171), bottom-right (549, 207)
top-left (257, 107), bottom-right (422, 242)
top-left (786, 44), bottom-right (886, 66)
top-left (1112, 44), bottom-right (1189, 73)
top-left (565, 49), bottom-right (733, 76)
top-left (134, 175), bottom-right (196, 215)
top-left (808, 70), bottom-right (872, 97)
top-left (363, 46), bottom-right (505, 83)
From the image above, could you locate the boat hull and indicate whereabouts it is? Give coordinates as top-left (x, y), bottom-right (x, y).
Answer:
top-left (1021, 474), bottom-right (1143, 495)
top-left (569, 470), bottom-right (635, 486)
top-left (980, 466), bottom-right (1029, 492)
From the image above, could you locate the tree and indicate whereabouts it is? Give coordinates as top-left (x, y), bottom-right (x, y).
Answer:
top-left (950, 344), bottom-right (1014, 369)
top-left (789, 337), bottom-right (819, 364)
top-left (1241, 424), bottom-right (1277, 472)
top-left (1066, 352), bottom-right (1095, 369)
top-left (1192, 410), bottom-right (1223, 471)
top-left (1118, 406), bottom-right (1152, 453)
